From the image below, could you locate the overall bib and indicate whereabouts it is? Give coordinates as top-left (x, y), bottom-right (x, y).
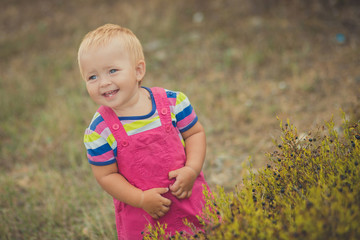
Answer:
top-left (98, 87), bottom-right (208, 240)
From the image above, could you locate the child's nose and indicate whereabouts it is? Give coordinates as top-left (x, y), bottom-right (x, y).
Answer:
top-left (100, 76), bottom-right (111, 87)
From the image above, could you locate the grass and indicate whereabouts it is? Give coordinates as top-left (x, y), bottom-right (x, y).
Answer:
top-left (0, 0), bottom-right (359, 239)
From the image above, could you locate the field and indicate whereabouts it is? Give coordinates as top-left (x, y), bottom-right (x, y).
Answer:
top-left (1, 0), bottom-right (359, 239)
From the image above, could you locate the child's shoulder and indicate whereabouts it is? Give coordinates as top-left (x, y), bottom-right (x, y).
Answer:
top-left (86, 111), bottom-right (106, 132)
top-left (152, 87), bottom-right (184, 98)
top-left (163, 88), bottom-right (177, 98)
top-left (161, 88), bottom-right (189, 105)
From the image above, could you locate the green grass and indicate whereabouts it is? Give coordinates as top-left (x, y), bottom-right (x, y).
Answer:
top-left (0, 165), bottom-right (116, 239)
top-left (0, 0), bottom-right (359, 239)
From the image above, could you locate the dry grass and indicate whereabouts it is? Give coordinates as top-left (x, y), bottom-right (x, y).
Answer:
top-left (0, 0), bottom-right (359, 239)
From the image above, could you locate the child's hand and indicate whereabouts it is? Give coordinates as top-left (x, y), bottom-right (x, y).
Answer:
top-left (168, 166), bottom-right (197, 199)
top-left (141, 188), bottom-right (171, 219)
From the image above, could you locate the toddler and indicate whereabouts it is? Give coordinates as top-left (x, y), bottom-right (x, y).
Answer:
top-left (78, 24), bottom-right (209, 239)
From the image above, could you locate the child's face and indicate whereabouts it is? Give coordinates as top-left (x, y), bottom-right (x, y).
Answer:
top-left (79, 38), bottom-right (144, 112)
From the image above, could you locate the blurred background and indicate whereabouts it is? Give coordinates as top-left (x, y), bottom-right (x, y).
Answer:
top-left (1, 0), bottom-right (359, 239)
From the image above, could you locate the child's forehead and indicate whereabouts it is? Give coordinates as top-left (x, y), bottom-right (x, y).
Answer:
top-left (78, 32), bottom-right (141, 67)
top-left (79, 40), bottom-right (135, 68)
top-left (89, 36), bottom-right (126, 50)
top-left (82, 38), bottom-right (128, 56)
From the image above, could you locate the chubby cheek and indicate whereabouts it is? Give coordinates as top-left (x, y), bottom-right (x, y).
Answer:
top-left (86, 86), bottom-right (100, 101)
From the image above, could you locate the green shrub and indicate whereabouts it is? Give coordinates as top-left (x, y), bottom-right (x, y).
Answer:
top-left (144, 114), bottom-right (360, 239)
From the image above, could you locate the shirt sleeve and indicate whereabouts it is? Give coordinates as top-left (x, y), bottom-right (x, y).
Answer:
top-left (83, 127), bottom-right (117, 166)
top-left (169, 90), bottom-right (198, 133)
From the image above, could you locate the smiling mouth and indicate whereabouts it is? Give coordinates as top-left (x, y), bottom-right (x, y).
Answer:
top-left (102, 89), bottom-right (119, 97)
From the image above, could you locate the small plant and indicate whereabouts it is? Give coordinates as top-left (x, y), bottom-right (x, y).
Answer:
top-left (144, 114), bottom-right (360, 239)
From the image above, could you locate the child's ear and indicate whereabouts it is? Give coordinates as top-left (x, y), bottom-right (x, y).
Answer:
top-left (135, 60), bottom-right (146, 81)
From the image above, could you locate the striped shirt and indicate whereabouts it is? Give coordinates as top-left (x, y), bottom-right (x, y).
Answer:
top-left (84, 87), bottom-right (198, 166)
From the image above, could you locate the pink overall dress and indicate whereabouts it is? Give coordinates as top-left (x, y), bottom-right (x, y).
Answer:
top-left (98, 87), bottom-right (208, 240)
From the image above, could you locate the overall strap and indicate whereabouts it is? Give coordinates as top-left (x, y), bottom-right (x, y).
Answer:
top-left (97, 105), bottom-right (130, 148)
top-left (151, 87), bottom-right (172, 126)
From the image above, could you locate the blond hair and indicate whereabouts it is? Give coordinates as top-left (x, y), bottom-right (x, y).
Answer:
top-left (77, 24), bottom-right (145, 77)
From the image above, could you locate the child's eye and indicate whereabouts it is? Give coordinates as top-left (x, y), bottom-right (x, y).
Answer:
top-left (109, 69), bottom-right (118, 74)
top-left (88, 75), bottom-right (97, 81)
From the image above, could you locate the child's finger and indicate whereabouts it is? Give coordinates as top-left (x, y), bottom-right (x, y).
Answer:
top-left (171, 187), bottom-right (182, 197)
top-left (156, 188), bottom-right (172, 205)
top-left (169, 181), bottom-right (180, 192)
top-left (161, 205), bottom-right (170, 214)
top-left (168, 170), bottom-right (178, 180)
top-left (152, 205), bottom-right (169, 219)
top-left (171, 185), bottom-right (182, 195)
top-left (155, 187), bottom-right (169, 194)
top-left (177, 191), bottom-right (188, 199)
top-left (161, 197), bottom-right (172, 206)
top-left (186, 190), bottom-right (192, 198)
top-left (151, 213), bottom-right (159, 219)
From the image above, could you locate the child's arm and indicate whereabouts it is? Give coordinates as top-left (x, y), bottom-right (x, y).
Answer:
top-left (168, 121), bottom-right (206, 199)
top-left (91, 163), bottom-right (171, 219)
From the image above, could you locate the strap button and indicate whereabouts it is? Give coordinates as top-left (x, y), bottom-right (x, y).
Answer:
top-left (112, 124), bottom-right (120, 130)
top-left (161, 108), bottom-right (168, 115)
top-left (165, 125), bottom-right (172, 132)
top-left (121, 140), bottom-right (129, 147)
